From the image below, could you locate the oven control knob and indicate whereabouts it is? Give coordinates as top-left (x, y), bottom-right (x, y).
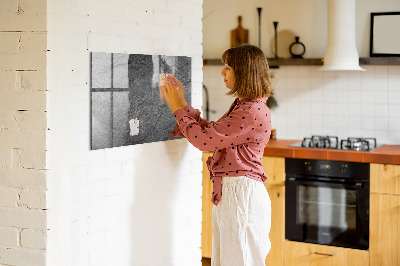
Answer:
top-left (304, 161), bottom-right (312, 171)
top-left (340, 164), bottom-right (347, 174)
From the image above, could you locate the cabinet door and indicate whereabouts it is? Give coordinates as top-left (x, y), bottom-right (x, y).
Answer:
top-left (264, 184), bottom-right (284, 266)
top-left (370, 193), bottom-right (400, 266)
top-left (202, 152), bottom-right (213, 258)
top-left (261, 156), bottom-right (285, 185)
top-left (284, 241), bottom-right (369, 266)
top-left (370, 163), bottom-right (400, 195)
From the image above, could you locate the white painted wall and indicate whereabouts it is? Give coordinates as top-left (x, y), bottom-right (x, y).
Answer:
top-left (47, 0), bottom-right (203, 266)
top-left (203, 0), bottom-right (400, 144)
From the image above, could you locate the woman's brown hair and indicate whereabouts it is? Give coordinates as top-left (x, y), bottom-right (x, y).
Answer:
top-left (221, 44), bottom-right (273, 99)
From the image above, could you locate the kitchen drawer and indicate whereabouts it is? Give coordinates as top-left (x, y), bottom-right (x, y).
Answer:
top-left (261, 156), bottom-right (285, 185)
top-left (370, 163), bottom-right (400, 196)
top-left (284, 241), bottom-right (369, 266)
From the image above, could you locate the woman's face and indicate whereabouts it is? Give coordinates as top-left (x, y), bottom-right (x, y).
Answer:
top-left (220, 64), bottom-right (235, 89)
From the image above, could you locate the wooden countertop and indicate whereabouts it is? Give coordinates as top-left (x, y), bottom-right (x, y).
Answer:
top-left (263, 139), bottom-right (400, 165)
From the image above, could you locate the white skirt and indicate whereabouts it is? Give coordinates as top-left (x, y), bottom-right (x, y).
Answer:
top-left (212, 176), bottom-right (271, 266)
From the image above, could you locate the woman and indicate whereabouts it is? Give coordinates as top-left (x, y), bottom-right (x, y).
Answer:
top-left (161, 44), bottom-right (273, 266)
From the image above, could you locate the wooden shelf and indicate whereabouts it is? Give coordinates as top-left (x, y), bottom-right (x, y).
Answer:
top-left (359, 57), bottom-right (400, 65)
top-left (203, 58), bottom-right (323, 67)
top-left (203, 57), bottom-right (400, 67)
top-left (268, 58), bottom-right (322, 67)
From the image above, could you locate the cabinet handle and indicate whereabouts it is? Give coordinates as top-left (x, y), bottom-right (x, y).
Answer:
top-left (314, 252), bottom-right (335, 257)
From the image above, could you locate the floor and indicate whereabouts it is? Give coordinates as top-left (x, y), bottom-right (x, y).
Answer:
top-left (202, 257), bottom-right (211, 266)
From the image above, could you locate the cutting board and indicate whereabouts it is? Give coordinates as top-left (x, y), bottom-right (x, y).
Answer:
top-left (231, 16), bottom-right (249, 48)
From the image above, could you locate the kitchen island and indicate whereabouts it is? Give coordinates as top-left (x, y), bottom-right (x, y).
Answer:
top-left (202, 140), bottom-right (400, 266)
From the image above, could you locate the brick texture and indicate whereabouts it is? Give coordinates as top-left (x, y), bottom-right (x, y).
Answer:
top-left (0, 0), bottom-right (47, 264)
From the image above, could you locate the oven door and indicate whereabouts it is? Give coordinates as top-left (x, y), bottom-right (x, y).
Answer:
top-left (285, 177), bottom-right (369, 250)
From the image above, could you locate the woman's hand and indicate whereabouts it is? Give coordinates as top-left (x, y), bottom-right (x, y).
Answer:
top-left (171, 77), bottom-right (187, 108)
top-left (160, 77), bottom-right (184, 114)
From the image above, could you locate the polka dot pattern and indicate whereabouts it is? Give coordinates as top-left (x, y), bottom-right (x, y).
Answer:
top-left (169, 97), bottom-right (272, 206)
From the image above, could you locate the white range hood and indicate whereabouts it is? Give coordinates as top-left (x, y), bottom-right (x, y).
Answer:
top-left (320, 0), bottom-right (365, 71)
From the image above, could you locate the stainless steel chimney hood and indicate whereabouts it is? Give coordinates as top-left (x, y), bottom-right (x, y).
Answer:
top-left (320, 0), bottom-right (365, 71)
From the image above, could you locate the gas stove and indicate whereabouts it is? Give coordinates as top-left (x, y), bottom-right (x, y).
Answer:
top-left (289, 135), bottom-right (381, 151)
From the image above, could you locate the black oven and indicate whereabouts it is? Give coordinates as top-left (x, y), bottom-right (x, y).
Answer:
top-left (285, 158), bottom-right (369, 250)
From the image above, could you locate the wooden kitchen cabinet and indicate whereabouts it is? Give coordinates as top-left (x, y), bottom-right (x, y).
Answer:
top-left (202, 152), bottom-right (213, 258)
top-left (201, 153), bottom-right (286, 266)
top-left (262, 156), bottom-right (285, 266)
top-left (264, 184), bottom-right (285, 266)
top-left (284, 241), bottom-right (369, 266)
top-left (370, 193), bottom-right (400, 266)
top-left (370, 163), bottom-right (400, 266)
top-left (370, 163), bottom-right (400, 195)
top-left (261, 156), bottom-right (285, 186)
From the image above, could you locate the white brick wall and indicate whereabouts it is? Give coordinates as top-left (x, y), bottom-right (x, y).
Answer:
top-left (47, 1), bottom-right (203, 266)
top-left (0, 0), bottom-right (48, 265)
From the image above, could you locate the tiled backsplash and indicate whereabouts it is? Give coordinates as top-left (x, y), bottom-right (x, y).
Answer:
top-left (203, 65), bottom-right (400, 144)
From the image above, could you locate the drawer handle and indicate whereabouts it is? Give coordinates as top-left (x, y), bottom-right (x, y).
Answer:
top-left (314, 252), bottom-right (335, 257)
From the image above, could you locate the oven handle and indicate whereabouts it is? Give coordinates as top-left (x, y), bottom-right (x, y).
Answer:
top-left (286, 177), bottom-right (364, 189)
top-left (314, 252), bottom-right (335, 257)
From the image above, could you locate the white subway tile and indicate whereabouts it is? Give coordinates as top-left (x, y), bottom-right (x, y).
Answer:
top-left (285, 66), bottom-right (298, 77)
top-left (375, 117), bottom-right (389, 131)
top-left (361, 75), bottom-right (374, 91)
top-left (323, 115), bottom-right (336, 130)
top-left (361, 129), bottom-right (375, 138)
top-left (274, 66), bottom-right (287, 77)
top-left (336, 128), bottom-right (349, 140)
top-left (323, 86), bottom-right (336, 103)
top-left (361, 104), bottom-right (374, 117)
top-left (388, 76), bottom-right (400, 91)
top-left (375, 104), bottom-right (389, 117)
top-left (388, 131), bottom-right (400, 143)
top-left (347, 71), bottom-right (362, 90)
top-left (388, 117), bottom-right (400, 131)
top-left (322, 70), bottom-right (335, 78)
top-left (361, 90), bottom-right (374, 104)
top-left (348, 90), bottom-right (362, 104)
top-left (298, 67), bottom-right (311, 78)
top-left (374, 130), bottom-right (389, 144)
top-left (374, 65), bottom-right (388, 77)
top-left (374, 90), bottom-right (388, 104)
top-left (374, 77), bottom-right (388, 91)
top-left (388, 91), bottom-right (400, 104)
top-left (362, 116), bottom-right (375, 130)
top-left (335, 72), bottom-right (348, 90)
top-left (348, 128), bottom-right (362, 137)
top-left (286, 77), bottom-right (298, 89)
top-left (323, 103), bottom-right (336, 116)
top-left (348, 116), bottom-right (362, 129)
top-left (336, 103), bottom-right (349, 116)
top-left (389, 104), bottom-right (400, 117)
top-left (298, 77), bottom-right (311, 89)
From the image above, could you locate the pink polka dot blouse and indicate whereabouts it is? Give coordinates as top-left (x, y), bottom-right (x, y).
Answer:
top-left (169, 97), bottom-right (272, 206)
